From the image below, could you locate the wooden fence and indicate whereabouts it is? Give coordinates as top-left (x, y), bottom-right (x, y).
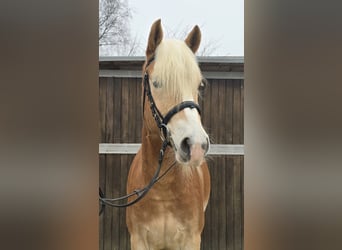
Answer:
top-left (99, 56), bottom-right (244, 250)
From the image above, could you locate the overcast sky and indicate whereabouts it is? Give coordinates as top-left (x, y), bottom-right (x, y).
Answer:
top-left (100, 0), bottom-right (244, 56)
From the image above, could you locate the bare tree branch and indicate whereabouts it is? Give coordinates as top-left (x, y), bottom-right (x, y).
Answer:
top-left (163, 24), bottom-right (221, 56)
top-left (99, 3), bottom-right (220, 56)
top-left (99, 0), bottom-right (133, 55)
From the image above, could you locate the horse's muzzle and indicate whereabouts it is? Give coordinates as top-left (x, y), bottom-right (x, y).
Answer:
top-left (178, 136), bottom-right (209, 166)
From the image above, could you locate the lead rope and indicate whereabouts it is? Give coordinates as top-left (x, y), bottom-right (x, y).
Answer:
top-left (99, 139), bottom-right (172, 212)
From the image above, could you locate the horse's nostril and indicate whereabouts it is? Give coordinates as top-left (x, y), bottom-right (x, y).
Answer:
top-left (180, 137), bottom-right (191, 159)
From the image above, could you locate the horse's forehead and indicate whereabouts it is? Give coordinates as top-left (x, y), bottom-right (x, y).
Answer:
top-left (152, 39), bottom-right (202, 96)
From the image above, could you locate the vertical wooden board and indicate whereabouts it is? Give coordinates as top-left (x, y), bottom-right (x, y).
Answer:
top-left (119, 154), bottom-right (132, 249)
top-left (202, 159), bottom-right (214, 249)
top-left (103, 155), bottom-right (112, 250)
top-left (109, 155), bottom-right (121, 250)
top-left (105, 77), bottom-right (114, 143)
top-left (218, 156), bottom-right (227, 249)
top-left (121, 78), bottom-right (130, 142)
top-left (128, 78), bottom-right (137, 143)
top-left (201, 210), bottom-right (210, 250)
top-left (113, 77), bottom-right (122, 143)
top-left (99, 154), bottom-right (105, 250)
top-left (217, 79), bottom-right (226, 144)
top-left (233, 79), bottom-right (242, 144)
top-left (225, 79), bottom-right (234, 144)
top-left (119, 155), bottom-right (126, 249)
top-left (226, 157), bottom-right (234, 250)
top-left (210, 157), bottom-right (219, 250)
top-left (240, 80), bottom-right (244, 144)
top-left (210, 79), bottom-right (220, 143)
top-left (233, 156), bottom-right (242, 250)
top-left (99, 78), bottom-right (107, 143)
top-left (240, 156), bottom-right (244, 250)
top-left (124, 78), bottom-right (132, 142)
top-left (135, 78), bottom-right (143, 142)
top-left (119, 79), bottom-right (133, 248)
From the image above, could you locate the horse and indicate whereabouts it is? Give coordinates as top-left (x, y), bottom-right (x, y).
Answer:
top-left (126, 19), bottom-right (210, 250)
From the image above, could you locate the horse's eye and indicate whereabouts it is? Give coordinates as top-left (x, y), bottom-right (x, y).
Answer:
top-left (153, 81), bottom-right (162, 88)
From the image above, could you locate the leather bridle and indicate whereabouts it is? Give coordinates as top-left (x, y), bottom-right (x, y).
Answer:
top-left (99, 56), bottom-right (202, 212)
top-left (142, 56), bottom-right (202, 143)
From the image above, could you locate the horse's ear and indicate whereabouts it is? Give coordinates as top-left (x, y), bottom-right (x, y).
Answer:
top-left (146, 19), bottom-right (163, 57)
top-left (185, 25), bottom-right (201, 54)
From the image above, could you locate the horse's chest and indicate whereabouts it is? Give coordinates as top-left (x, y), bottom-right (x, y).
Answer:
top-left (141, 209), bottom-right (191, 248)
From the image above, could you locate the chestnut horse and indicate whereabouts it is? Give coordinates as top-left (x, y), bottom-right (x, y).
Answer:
top-left (126, 19), bottom-right (210, 249)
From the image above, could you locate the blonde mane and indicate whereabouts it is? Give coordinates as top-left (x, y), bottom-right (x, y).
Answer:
top-left (152, 39), bottom-right (202, 102)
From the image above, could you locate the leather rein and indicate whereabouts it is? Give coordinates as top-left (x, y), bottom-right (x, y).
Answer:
top-left (99, 56), bottom-right (201, 212)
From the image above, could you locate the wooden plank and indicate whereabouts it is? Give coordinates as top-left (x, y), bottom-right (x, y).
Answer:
top-left (119, 154), bottom-right (127, 249)
top-left (209, 144), bottom-right (245, 155)
top-left (99, 56), bottom-right (244, 64)
top-left (110, 155), bottom-right (121, 250)
top-left (99, 70), bottom-right (141, 78)
top-left (113, 77), bottom-right (122, 143)
top-left (210, 79), bottom-right (219, 143)
top-left (233, 79), bottom-right (243, 144)
top-left (99, 154), bottom-right (105, 250)
top-left (201, 207), bottom-right (211, 249)
top-left (203, 71), bottom-right (244, 80)
top-left (218, 155), bottom-right (226, 249)
top-left (99, 70), bottom-right (244, 80)
top-left (99, 78), bottom-right (107, 143)
top-left (99, 143), bottom-right (244, 155)
top-left (210, 158), bottom-right (219, 250)
top-left (240, 80), bottom-right (244, 144)
top-left (216, 80), bottom-right (226, 249)
top-left (128, 78), bottom-right (136, 142)
top-left (226, 157), bottom-right (234, 250)
top-left (225, 79), bottom-right (234, 144)
top-left (233, 156), bottom-right (243, 249)
top-left (217, 79), bottom-right (226, 144)
top-left (135, 77), bottom-right (143, 142)
top-left (121, 78), bottom-right (130, 142)
top-left (103, 155), bottom-right (112, 250)
top-left (120, 78), bottom-right (133, 249)
top-left (240, 156), bottom-right (244, 250)
top-left (105, 77), bottom-right (114, 143)
top-left (123, 155), bottom-right (134, 249)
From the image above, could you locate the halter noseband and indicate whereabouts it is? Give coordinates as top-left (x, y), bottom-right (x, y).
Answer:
top-left (143, 57), bottom-right (202, 142)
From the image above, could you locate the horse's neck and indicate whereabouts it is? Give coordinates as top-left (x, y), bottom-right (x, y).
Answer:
top-left (141, 125), bottom-right (178, 184)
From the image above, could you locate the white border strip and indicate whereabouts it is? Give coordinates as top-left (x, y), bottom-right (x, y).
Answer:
top-left (99, 143), bottom-right (244, 155)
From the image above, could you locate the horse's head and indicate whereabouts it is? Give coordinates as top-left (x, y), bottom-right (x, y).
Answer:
top-left (143, 19), bottom-right (209, 167)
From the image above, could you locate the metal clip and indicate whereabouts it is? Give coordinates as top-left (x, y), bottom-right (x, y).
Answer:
top-left (159, 124), bottom-right (171, 142)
